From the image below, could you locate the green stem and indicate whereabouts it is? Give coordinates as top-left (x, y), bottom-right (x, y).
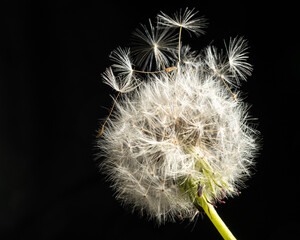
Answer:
top-left (196, 195), bottom-right (237, 240)
top-left (179, 178), bottom-right (236, 240)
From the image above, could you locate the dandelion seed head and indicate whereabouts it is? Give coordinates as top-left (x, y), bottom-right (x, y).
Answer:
top-left (97, 8), bottom-right (259, 225)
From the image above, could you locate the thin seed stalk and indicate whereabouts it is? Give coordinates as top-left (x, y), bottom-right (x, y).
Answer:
top-left (178, 26), bottom-right (182, 63)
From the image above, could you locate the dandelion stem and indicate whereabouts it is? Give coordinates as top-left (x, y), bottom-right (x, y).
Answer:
top-left (196, 195), bottom-right (237, 240)
top-left (180, 178), bottom-right (236, 240)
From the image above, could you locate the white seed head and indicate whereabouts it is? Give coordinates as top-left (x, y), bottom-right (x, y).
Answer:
top-left (97, 8), bottom-right (259, 225)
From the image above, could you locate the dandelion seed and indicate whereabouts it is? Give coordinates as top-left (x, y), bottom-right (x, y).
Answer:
top-left (157, 8), bottom-right (207, 36)
top-left (131, 19), bottom-right (177, 71)
top-left (110, 47), bottom-right (133, 81)
top-left (226, 37), bottom-right (253, 83)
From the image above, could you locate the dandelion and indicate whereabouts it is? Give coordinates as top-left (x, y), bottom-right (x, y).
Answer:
top-left (96, 7), bottom-right (259, 240)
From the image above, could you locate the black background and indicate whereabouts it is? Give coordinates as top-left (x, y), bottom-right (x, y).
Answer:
top-left (1, 1), bottom-right (299, 239)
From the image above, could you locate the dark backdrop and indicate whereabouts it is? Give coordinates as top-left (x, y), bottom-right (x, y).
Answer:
top-left (1, 1), bottom-right (299, 239)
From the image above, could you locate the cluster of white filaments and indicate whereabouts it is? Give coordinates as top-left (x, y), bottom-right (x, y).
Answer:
top-left (97, 8), bottom-right (258, 224)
